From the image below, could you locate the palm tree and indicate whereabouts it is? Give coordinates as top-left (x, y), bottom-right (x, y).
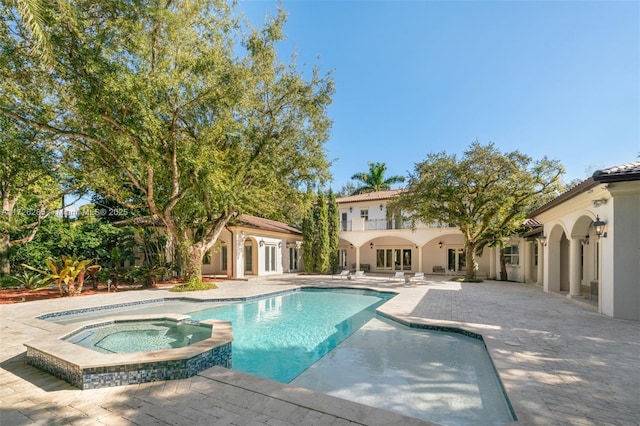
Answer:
top-left (350, 162), bottom-right (405, 195)
top-left (11, 0), bottom-right (54, 63)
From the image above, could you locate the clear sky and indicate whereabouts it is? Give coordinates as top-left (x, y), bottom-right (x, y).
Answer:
top-left (240, 0), bottom-right (639, 190)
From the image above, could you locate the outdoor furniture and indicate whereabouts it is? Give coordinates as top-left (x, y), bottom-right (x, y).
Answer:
top-left (412, 272), bottom-right (425, 281)
top-left (392, 272), bottom-right (405, 280)
top-left (333, 270), bottom-right (350, 279)
top-left (432, 266), bottom-right (445, 274)
top-left (353, 271), bottom-right (365, 279)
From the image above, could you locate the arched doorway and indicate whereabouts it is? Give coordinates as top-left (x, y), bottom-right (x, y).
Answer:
top-left (547, 224), bottom-right (569, 292)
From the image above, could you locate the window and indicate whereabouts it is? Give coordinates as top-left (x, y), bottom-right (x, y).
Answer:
top-left (289, 247), bottom-right (299, 271)
top-left (244, 245), bottom-right (253, 272)
top-left (221, 246), bottom-right (228, 271)
top-left (339, 249), bottom-right (347, 268)
top-left (265, 245), bottom-right (277, 272)
top-left (504, 245), bottom-right (519, 265)
top-left (376, 248), bottom-right (410, 270)
top-left (360, 209), bottom-right (368, 220)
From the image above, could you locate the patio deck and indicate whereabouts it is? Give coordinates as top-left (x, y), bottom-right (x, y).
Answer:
top-left (1, 276), bottom-right (638, 425)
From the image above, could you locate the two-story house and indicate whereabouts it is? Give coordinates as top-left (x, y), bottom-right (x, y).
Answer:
top-left (336, 190), bottom-right (494, 276)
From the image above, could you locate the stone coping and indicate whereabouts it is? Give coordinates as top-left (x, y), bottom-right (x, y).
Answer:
top-left (24, 314), bottom-right (233, 369)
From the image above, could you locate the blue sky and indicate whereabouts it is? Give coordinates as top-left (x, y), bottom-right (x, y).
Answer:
top-left (241, 0), bottom-right (639, 190)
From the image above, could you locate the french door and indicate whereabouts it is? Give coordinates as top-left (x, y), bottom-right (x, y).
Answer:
top-left (377, 248), bottom-right (412, 271)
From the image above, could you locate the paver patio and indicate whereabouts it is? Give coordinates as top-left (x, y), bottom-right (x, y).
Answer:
top-left (1, 276), bottom-right (638, 425)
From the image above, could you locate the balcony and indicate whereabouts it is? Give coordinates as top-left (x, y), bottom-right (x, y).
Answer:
top-left (339, 219), bottom-right (454, 232)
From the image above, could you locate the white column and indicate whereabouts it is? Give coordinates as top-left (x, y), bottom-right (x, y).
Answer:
top-left (523, 241), bottom-right (532, 283)
top-left (569, 238), bottom-right (582, 297)
top-left (489, 247), bottom-right (496, 280)
top-left (417, 246), bottom-right (423, 272)
top-left (355, 246), bottom-right (361, 272)
top-left (235, 233), bottom-right (245, 279)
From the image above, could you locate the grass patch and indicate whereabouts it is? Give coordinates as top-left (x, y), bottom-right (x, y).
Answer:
top-left (450, 277), bottom-right (484, 283)
top-left (169, 278), bottom-right (218, 292)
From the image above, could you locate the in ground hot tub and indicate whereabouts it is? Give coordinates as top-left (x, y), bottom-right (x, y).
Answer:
top-left (25, 314), bottom-right (232, 389)
top-left (64, 318), bottom-right (213, 354)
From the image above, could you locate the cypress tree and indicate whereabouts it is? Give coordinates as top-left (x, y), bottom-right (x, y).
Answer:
top-left (316, 191), bottom-right (330, 273)
top-left (327, 189), bottom-right (340, 273)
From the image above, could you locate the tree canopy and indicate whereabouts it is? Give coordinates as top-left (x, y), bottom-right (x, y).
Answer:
top-left (1, 0), bottom-right (334, 281)
top-left (350, 161), bottom-right (405, 194)
top-left (392, 141), bottom-right (564, 279)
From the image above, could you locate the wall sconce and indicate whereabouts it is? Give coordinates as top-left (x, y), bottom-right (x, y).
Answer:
top-left (259, 239), bottom-right (265, 247)
top-left (438, 241), bottom-right (443, 249)
top-left (581, 235), bottom-right (590, 246)
top-left (592, 198), bottom-right (608, 207)
top-left (349, 244), bottom-right (354, 249)
top-left (538, 235), bottom-right (547, 246)
top-left (379, 204), bottom-right (384, 211)
top-left (349, 207), bottom-right (352, 213)
top-left (593, 215), bottom-right (607, 238)
top-left (369, 242), bottom-right (374, 249)
top-left (278, 242), bottom-right (282, 249)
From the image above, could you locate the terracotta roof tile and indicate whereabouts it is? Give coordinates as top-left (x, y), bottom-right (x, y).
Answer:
top-left (592, 161), bottom-right (640, 182)
top-left (336, 189), bottom-right (405, 203)
top-left (237, 215), bottom-right (301, 235)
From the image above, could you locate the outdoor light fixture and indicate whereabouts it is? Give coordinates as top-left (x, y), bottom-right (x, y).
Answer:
top-left (370, 242), bottom-right (374, 249)
top-left (259, 239), bottom-right (265, 247)
top-left (278, 242), bottom-right (282, 248)
top-left (349, 244), bottom-right (354, 249)
top-left (538, 235), bottom-right (547, 246)
top-left (438, 241), bottom-right (443, 249)
top-left (593, 216), bottom-right (607, 238)
top-left (581, 235), bottom-right (590, 246)
top-left (349, 207), bottom-right (352, 213)
top-left (379, 204), bottom-right (384, 211)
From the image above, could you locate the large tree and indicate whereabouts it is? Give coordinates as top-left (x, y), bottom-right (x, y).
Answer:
top-left (1, 0), bottom-right (333, 281)
top-left (0, 12), bottom-right (78, 275)
top-left (393, 141), bottom-right (564, 279)
top-left (350, 161), bottom-right (405, 195)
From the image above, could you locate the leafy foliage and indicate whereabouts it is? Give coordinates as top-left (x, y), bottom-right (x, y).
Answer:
top-left (23, 254), bottom-right (100, 296)
top-left (302, 190), bottom-right (339, 273)
top-left (1, 0), bottom-right (334, 281)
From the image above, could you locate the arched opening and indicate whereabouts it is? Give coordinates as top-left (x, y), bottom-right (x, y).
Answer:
top-left (547, 224), bottom-right (569, 292)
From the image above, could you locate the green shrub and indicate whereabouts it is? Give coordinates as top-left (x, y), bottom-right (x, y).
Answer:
top-left (169, 278), bottom-right (218, 292)
top-left (8, 271), bottom-right (49, 290)
top-left (450, 277), bottom-right (484, 283)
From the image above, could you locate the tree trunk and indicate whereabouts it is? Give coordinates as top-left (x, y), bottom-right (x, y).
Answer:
top-left (0, 233), bottom-right (10, 275)
top-left (464, 242), bottom-right (478, 279)
top-left (177, 237), bottom-right (206, 283)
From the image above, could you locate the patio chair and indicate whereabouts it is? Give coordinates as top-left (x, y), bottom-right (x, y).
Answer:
top-left (392, 271), bottom-right (405, 280)
top-left (352, 271), bottom-right (365, 279)
top-left (412, 272), bottom-right (425, 282)
top-left (333, 270), bottom-right (350, 279)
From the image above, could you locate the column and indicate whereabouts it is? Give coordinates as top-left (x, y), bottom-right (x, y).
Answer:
top-left (355, 246), bottom-right (361, 272)
top-left (489, 247), bottom-right (496, 280)
top-left (523, 241), bottom-right (532, 283)
top-left (417, 246), bottom-right (423, 273)
top-left (569, 238), bottom-right (582, 297)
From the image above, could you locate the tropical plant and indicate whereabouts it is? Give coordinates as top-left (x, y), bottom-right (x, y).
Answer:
top-left (23, 255), bottom-right (101, 296)
top-left (350, 162), bottom-right (405, 195)
top-left (7, 270), bottom-right (48, 290)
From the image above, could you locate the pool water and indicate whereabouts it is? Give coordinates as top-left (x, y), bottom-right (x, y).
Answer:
top-left (65, 320), bottom-right (212, 354)
top-left (189, 288), bottom-right (392, 383)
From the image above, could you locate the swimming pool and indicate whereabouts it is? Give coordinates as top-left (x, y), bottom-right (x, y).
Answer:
top-left (38, 287), bottom-right (515, 424)
top-left (189, 288), bottom-right (393, 382)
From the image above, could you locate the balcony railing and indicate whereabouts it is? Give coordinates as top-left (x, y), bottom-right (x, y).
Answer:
top-left (340, 218), bottom-right (454, 232)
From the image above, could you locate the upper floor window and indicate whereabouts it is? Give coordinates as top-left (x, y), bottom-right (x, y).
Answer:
top-left (504, 245), bottom-right (519, 265)
top-left (360, 209), bottom-right (369, 220)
